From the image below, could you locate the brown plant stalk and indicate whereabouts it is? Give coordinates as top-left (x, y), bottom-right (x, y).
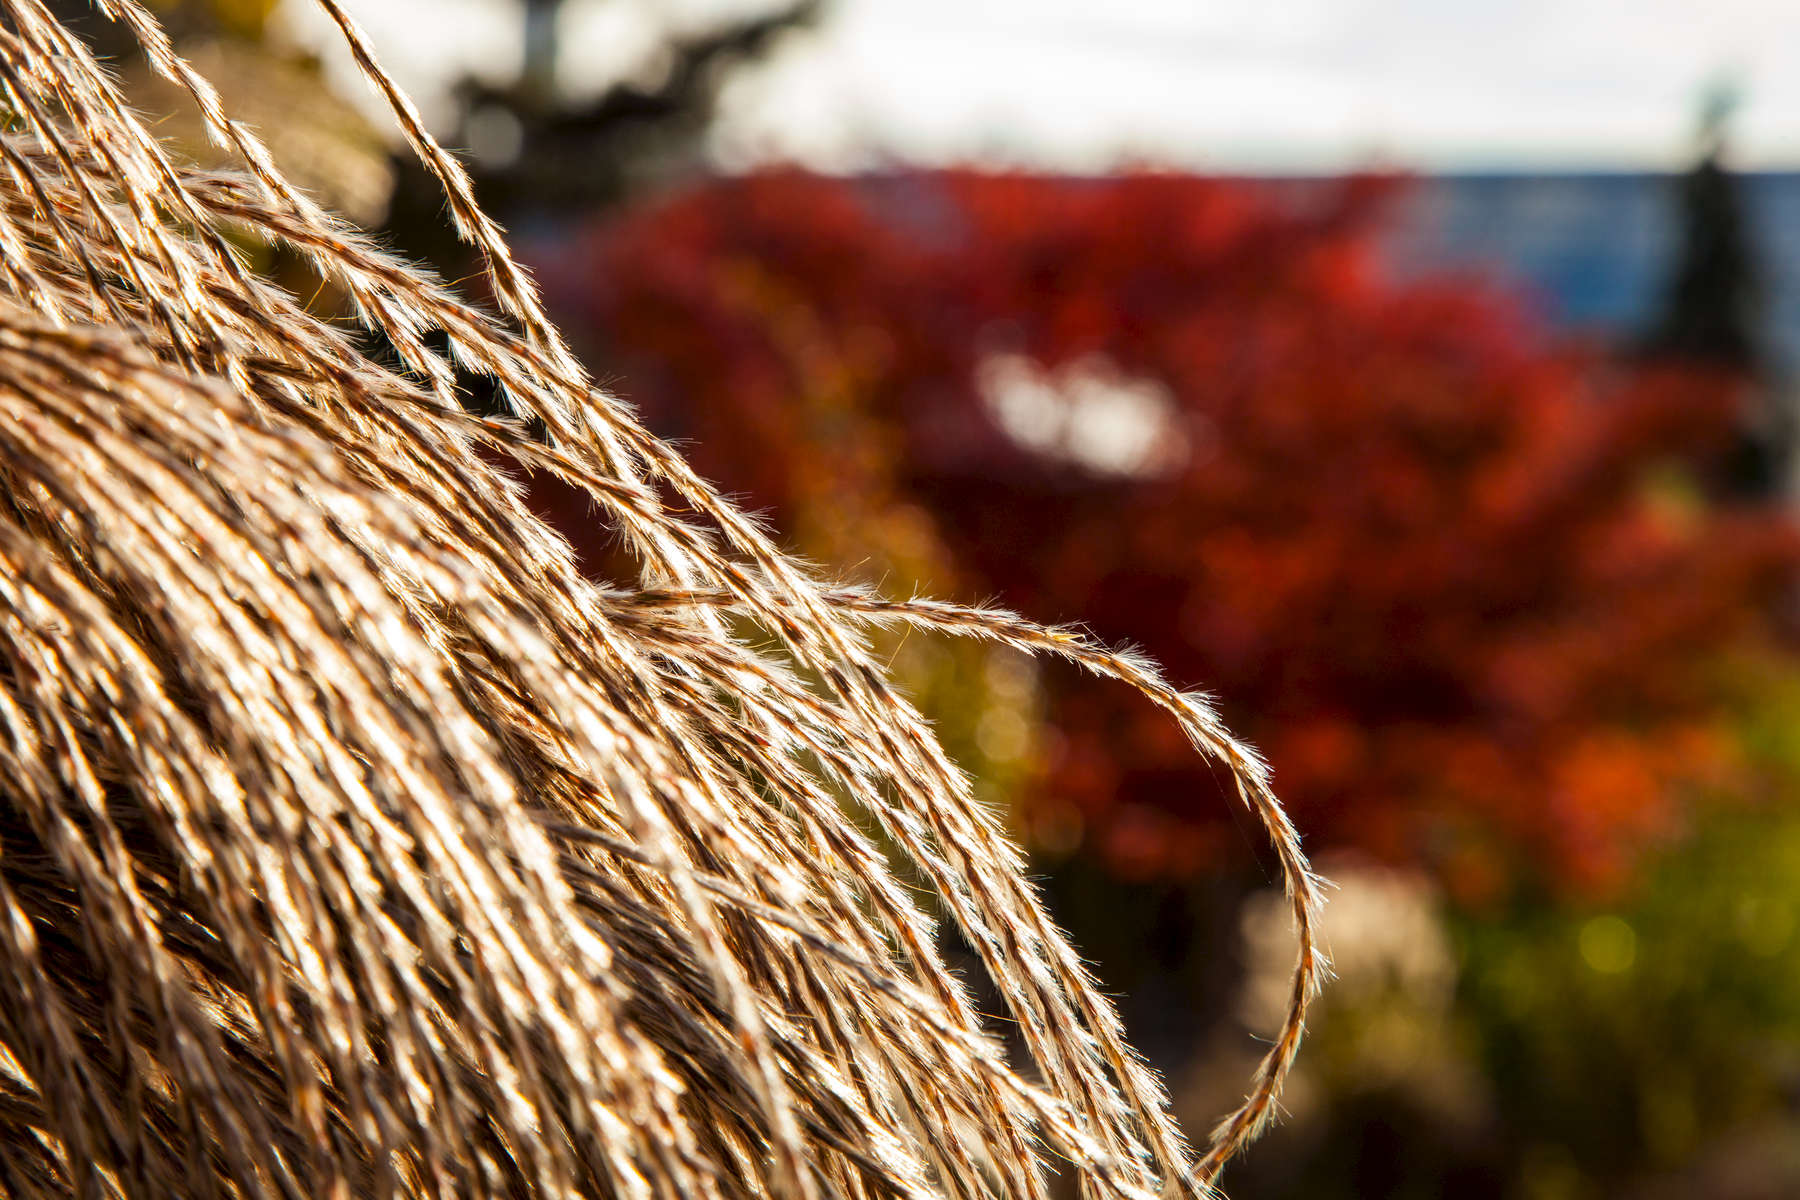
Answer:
top-left (0, 4), bottom-right (1323, 1197)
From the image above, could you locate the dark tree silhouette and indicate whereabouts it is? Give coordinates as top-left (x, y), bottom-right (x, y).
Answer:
top-left (1645, 92), bottom-right (1761, 368)
top-left (1648, 85), bottom-right (1764, 370)
top-left (1641, 82), bottom-right (1791, 497)
top-left (382, 0), bottom-right (820, 273)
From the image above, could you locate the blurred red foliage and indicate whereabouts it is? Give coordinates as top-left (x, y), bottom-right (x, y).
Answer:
top-left (534, 169), bottom-right (1800, 897)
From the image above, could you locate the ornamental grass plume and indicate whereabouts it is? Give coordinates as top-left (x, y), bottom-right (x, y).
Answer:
top-left (0, 3), bottom-right (1322, 1197)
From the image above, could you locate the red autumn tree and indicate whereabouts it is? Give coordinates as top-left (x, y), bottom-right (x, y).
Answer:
top-left (531, 169), bottom-right (1800, 898)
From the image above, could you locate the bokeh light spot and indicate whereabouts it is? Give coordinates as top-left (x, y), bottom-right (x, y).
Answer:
top-left (1579, 915), bottom-right (1637, 975)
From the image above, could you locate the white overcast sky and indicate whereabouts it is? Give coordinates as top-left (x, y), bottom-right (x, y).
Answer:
top-left (277, 0), bottom-right (1800, 171)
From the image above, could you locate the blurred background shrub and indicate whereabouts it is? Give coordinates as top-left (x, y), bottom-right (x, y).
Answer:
top-left (528, 162), bottom-right (1800, 1200)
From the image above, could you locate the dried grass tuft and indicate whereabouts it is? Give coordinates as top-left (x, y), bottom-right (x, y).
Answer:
top-left (0, 3), bottom-right (1323, 1197)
